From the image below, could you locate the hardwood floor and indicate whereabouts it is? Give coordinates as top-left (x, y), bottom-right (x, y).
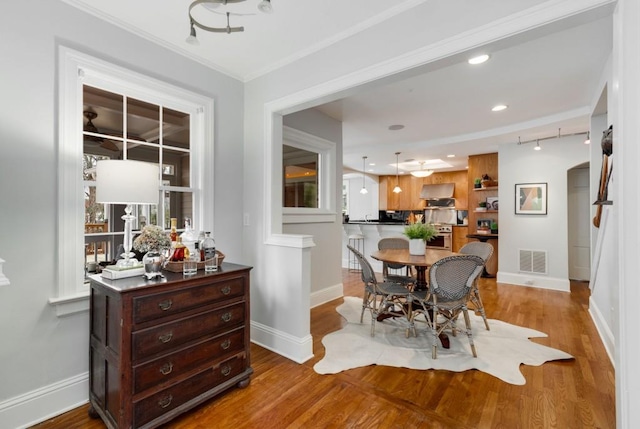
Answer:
top-left (33, 270), bottom-right (614, 429)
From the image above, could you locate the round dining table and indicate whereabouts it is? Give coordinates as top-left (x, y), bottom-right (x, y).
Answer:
top-left (370, 248), bottom-right (458, 290)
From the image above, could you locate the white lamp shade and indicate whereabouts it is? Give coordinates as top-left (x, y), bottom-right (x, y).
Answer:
top-left (96, 160), bottom-right (158, 204)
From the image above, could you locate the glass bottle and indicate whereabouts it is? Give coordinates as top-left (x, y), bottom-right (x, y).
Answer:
top-left (180, 218), bottom-right (198, 258)
top-left (170, 236), bottom-right (187, 262)
top-left (170, 218), bottom-right (178, 246)
top-left (201, 232), bottom-right (216, 262)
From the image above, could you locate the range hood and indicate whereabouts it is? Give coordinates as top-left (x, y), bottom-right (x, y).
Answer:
top-left (420, 183), bottom-right (455, 199)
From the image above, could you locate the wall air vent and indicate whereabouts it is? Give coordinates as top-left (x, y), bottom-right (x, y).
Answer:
top-left (519, 249), bottom-right (547, 274)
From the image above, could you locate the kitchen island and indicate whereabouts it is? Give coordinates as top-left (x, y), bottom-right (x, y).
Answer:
top-left (342, 222), bottom-right (408, 272)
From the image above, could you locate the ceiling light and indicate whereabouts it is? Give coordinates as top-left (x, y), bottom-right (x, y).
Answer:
top-left (410, 161), bottom-right (433, 178)
top-left (186, 0), bottom-right (273, 41)
top-left (534, 140), bottom-right (541, 151)
top-left (360, 156), bottom-right (368, 195)
top-left (393, 152), bottom-right (402, 193)
top-left (492, 104), bottom-right (508, 112)
top-left (584, 131), bottom-right (591, 144)
top-left (468, 54), bottom-right (490, 65)
top-left (447, 154), bottom-right (455, 158)
top-left (388, 124), bottom-right (405, 131)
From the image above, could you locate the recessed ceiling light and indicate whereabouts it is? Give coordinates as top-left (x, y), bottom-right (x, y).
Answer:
top-left (369, 163), bottom-right (376, 166)
top-left (492, 104), bottom-right (508, 112)
top-left (468, 54), bottom-right (490, 65)
top-left (447, 154), bottom-right (455, 158)
top-left (388, 124), bottom-right (405, 131)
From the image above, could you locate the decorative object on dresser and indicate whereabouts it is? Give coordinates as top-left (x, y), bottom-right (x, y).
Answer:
top-left (133, 225), bottom-right (172, 280)
top-left (88, 263), bottom-right (253, 429)
top-left (96, 160), bottom-right (159, 270)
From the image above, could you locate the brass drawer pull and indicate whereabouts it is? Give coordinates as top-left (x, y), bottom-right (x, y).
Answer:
top-left (158, 394), bottom-right (173, 409)
top-left (221, 312), bottom-right (232, 322)
top-left (158, 332), bottom-right (173, 343)
top-left (159, 362), bottom-right (174, 375)
top-left (221, 285), bottom-right (231, 295)
top-left (221, 365), bottom-right (231, 376)
top-left (158, 300), bottom-right (172, 311)
top-left (221, 339), bottom-right (231, 350)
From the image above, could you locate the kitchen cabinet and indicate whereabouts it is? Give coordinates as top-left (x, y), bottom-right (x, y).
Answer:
top-left (88, 263), bottom-right (253, 429)
top-left (379, 171), bottom-right (468, 211)
top-left (452, 226), bottom-right (469, 252)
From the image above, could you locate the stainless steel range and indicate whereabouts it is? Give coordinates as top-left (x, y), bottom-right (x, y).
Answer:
top-left (426, 223), bottom-right (452, 251)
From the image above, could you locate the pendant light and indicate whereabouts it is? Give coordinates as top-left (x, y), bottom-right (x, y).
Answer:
top-left (360, 156), bottom-right (369, 194)
top-left (392, 152), bottom-right (402, 193)
top-left (410, 161), bottom-right (433, 178)
top-left (584, 131), bottom-right (591, 144)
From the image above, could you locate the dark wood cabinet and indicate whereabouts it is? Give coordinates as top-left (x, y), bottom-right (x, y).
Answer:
top-left (89, 263), bottom-right (253, 429)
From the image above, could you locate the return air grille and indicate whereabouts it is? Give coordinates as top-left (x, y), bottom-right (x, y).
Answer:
top-left (519, 249), bottom-right (547, 274)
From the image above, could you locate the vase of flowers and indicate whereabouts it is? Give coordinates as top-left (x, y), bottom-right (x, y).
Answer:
top-left (403, 222), bottom-right (437, 255)
top-left (133, 225), bottom-right (171, 279)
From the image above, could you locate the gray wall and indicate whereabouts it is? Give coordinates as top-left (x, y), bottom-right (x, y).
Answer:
top-left (0, 0), bottom-right (244, 419)
top-left (283, 109), bottom-right (343, 296)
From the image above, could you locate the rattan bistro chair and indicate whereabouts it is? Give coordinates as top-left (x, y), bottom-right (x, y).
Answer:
top-left (347, 244), bottom-right (413, 337)
top-left (410, 255), bottom-right (485, 359)
top-left (377, 237), bottom-right (415, 287)
top-left (458, 241), bottom-right (494, 330)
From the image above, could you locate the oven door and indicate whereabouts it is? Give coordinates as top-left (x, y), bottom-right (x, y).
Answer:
top-left (426, 233), bottom-right (452, 251)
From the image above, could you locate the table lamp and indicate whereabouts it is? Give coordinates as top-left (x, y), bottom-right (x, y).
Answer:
top-left (96, 160), bottom-right (159, 268)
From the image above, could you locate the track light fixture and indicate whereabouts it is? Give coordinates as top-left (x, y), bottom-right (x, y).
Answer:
top-left (360, 156), bottom-right (368, 195)
top-left (584, 131), bottom-right (591, 144)
top-left (393, 152), bottom-right (402, 194)
top-left (186, 0), bottom-right (273, 42)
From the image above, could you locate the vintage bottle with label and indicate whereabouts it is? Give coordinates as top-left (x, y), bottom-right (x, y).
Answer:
top-left (170, 236), bottom-right (188, 262)
top-left (169, 218), bottom-right (178, 246)
top-left (200, 232), bottom-right (216, 262)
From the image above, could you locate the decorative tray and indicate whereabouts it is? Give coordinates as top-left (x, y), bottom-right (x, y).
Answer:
top-left (163, 250), bottom-right (225, 273)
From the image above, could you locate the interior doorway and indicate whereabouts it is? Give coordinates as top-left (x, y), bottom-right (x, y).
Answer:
top-left (567, 163), bottom-right (591, 281)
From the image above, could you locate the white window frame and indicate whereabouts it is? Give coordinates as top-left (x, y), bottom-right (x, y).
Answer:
top-left (51, 47), bottom-right (214, 316)
top-left (282, 126), bottom-right (337, 224)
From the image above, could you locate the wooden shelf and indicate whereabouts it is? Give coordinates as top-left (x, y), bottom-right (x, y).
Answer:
top-left (473, 186), bottom-right (498, 191)
top-left (475, 209), bottom-right (498, 213)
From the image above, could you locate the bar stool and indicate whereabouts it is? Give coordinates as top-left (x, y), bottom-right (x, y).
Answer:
top-left (348, 234), bottom-right (364, 272)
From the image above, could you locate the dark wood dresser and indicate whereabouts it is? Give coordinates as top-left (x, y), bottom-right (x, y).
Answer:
top-left (88, 263), bottom-right (253, 429)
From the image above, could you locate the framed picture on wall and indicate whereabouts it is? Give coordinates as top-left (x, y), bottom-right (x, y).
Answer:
top-left (515, 182), bottom-right (547, 215)
top-left (486, 197), bottom-right (499, 210)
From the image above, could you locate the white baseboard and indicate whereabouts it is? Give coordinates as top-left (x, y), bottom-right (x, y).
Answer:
top-left (250, 320), bottom-right (314, 364)
top-left (310, 283), bottom-right (343, 308)
top-left (497, 271), bottom-right (570, 292)
top-left (588, 296), bottom-right (615, 366)
top-left (0, 373), bottom-right (88, 429)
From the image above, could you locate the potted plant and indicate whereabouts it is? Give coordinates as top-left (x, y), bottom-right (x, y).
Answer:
top-left (474, 178), bottom-right (482, 189)
top-left (490, 221), bottom-right (499, 234)
top-left (403, 222), bottom-right (437, 255)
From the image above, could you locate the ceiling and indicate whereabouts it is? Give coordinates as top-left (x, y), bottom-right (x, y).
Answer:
top-left (63, 0), bottom-right (613, 177)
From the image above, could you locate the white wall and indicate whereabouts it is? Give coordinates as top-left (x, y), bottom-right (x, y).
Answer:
top-left (345, 174), bottom-right (379, 221)
top-left (497, 135), bottom-right (589, 291)
top-left (0, 1), bottom-right (244, 427)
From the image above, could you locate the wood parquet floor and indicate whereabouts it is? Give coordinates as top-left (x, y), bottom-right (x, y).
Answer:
top-left (32, 270), bottom-right (615, 429)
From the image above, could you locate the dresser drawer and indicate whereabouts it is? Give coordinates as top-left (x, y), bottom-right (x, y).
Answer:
top-left (134, 355), bottom-right (246, 428)
top-left (133, 327), bottom-right (245, 394)
top-left (132, 302), bottom-right (245, 362)
top-left (133, 277), bottom-right (245, 324)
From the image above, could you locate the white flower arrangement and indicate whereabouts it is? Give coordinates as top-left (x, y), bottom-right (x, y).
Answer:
top-left (133, 225), bottom-right (171, 253)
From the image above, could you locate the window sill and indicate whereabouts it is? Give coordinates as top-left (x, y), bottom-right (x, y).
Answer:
top-left (283, 210), bottom-right (337, 224)
top-left (49, 291), bottom-right (90, 317)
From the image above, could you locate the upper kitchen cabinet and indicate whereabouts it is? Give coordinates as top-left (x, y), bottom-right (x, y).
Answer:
top-left (379, 171), bottom-right (468, 211)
